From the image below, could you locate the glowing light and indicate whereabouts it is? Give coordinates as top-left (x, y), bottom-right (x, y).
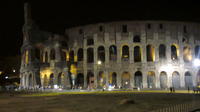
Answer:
top-left (97, 60), bottom-right (102, 65)
top-left (13, 69), bottom-right (16, 73)
top-left (54, 85), bottom-right (58, 89)
top-left (193, 59), bottom-right (200, 67)
top-left (125, 81), bottom-right (128, 85)
top-left (5, 76), bottom-right (8, 79)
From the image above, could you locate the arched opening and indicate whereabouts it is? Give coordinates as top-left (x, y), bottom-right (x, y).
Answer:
top-left (87, 72), bottom-right (94, 88)
top-left (172, 71), bottom-right (180, 88)
top-left (69, 50), bottom-right (74, 62)
top-left (44, 51), bottom-right (48, 63)
top-left (57, 73), bottom-right (64, 88)
top-left (195, 45), bottom-right (200, 59)
top-left (28, 74), bottom-right (32, 88)
top-left (50, 49), bottom-right (56, 60)
top-left (147, 71), bottom-right (156, 88)
top-left (49, 73), bottom-right (54, 88)
top-left (35, 48), bottom-right (40, 61)
top-left (197, 70), bottom-right (200, 86)
top-left (97, 71), bottom-right (106, 88)
top-left (122, 45), bottom-right (129, 61)
top-left (134, 71), bottom-right (143, 88)
top-left (185, 72), bottom-right (193, 88)
top-left (77, 48), bottom-right (83, 61)
top-left (171, 44), bottom-right (179, 61)
top-left (43, 74), bottom-right (48, 88)
top-left (109, 45), bottom-right (117, 61)
top-left (109, 72), bottom-right (117, 87)
top-left (146, 45), bottom-right (155, 62)
top-left (121, 72), bottom-right (130, 89)
top-left (159, 44), bottom-right (166, 59)
top-left (76, 73), bottom-right (84, 88)
top-left (87, 48), bottom-right (94, 63)
top-left (133, 35), bottom-right (141, 42)
top-left (160, 71), bottom-right (167, 89)
top-left (134, 46), bottom-right (141, 62)
top-left (183, 46), bottom-right (192, 62)
top-left (98, 46), bottom-right (105, 63)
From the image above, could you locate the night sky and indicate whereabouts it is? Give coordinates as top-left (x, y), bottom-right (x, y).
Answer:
top-left (0, 1), bottom-right (200, 57)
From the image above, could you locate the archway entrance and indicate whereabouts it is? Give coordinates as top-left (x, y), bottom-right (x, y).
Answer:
top-left (76, 73), bottom-right (84, 88)
top-left (147, 71), bottom-right (156, 88)
top-left (197, 70), bottom-right (200, 86)
top-left (109, 72), bottom-right (117, 87)
top-left (185, 72), bottom-right (193, 88)
top-left (28, 74), bottom-right (32, 88)
top-left (87, 72), bottom-right (94, 89)
top-left (43, 74), bottom-right (48, 88)
top-left (160, 71), bottom-right (167, 89)
top-left (134, 71), bottom-right (142, 88)
top-left (97, 71), bottom-right (106, 88)
top-left (172, 71), bottom-right (180, 88)
top-left (49, 73), bottom-right (54, 88)
top-left (57, 73), bottom-right (64, 88)
top-left (121, 72), bottom-right (130, 89)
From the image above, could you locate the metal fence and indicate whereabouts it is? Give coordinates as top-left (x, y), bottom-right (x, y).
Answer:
top-left (151, 101), bottom-right (200, 112)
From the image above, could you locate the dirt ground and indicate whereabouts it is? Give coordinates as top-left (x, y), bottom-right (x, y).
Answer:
top-left (0, 92), bottom-right (199, 112)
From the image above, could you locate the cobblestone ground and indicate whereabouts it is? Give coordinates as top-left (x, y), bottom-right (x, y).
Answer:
top-left (0, 91), bottom-right (199, 112)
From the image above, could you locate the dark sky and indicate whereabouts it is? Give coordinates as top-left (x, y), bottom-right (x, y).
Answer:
top-left (0, 1), bottom-right (200, 57)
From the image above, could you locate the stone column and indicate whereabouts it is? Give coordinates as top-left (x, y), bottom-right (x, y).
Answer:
top-left (55, 47), bottom-right (61, 62)
top-left (117, 71), bottom-right (122, 88)
top-left (117, 45), bottom-right (121, 64)
top-left (130, 46), bottom-right (133, 63)
top-left (83, 70), bottom-right (87, 88)
top-left (143, 71), bottom-right (147, 88)
top-left (155, 70), bottom-right (160, 88)
top-left (105, 70), bottom-right (109, 88)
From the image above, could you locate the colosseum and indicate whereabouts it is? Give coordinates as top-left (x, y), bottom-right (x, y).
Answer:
top-left (20, 3), bottom-right (200, 90)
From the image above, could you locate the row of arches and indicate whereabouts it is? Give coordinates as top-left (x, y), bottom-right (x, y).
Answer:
top-left (72, 44), bottom-right (200, 63)
top-left (75, 71), bottom-right (195, 89)
top-left (22, 44), bottom-right (200, 64)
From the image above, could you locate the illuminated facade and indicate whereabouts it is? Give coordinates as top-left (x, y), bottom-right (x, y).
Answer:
top-left (20, 3), bottom-right (200, 90)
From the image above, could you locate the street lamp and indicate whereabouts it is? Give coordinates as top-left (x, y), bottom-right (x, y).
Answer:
top-left (97, 60), bottom-right (102, 65)
top-left (193, 59), bottom-right (200, 67)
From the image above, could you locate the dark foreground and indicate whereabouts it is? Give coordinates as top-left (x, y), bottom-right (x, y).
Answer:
top-left (0, 92), bottom-right (200, 112)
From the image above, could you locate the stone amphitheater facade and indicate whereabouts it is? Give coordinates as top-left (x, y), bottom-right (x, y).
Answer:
top-left (20, 3), bottom-right (200, 90)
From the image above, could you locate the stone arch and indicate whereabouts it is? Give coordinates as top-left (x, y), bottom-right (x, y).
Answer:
top-left (28, 74), bottom-right (33, 88)
top-left (97, 46), bottom-right (105, 63)
top-left (184, 71), bottom-right (193, 88)
top-left (87, 72), bottom-right (94, 88)
top-left (134, 71), bottom-right (143, 88)
top-left (146, 45), bottom-right (155, 62)
top-left (121, 72), bottom-right (130, 89)
top-left (160, 71), bottom-right (167, 89)
top-left (109, 45), bottom-right (117, 61)
top-left (69, 50), bottom-right (74, 62)
top-left (87, 48), bottom-right (94, 63)
top-left (77, 48), bottom-right (83, 61)
top-left (133, 35), bottom-right (140, 42)
top-left (76, 73), bottom-right (84, 88)
top-left (195, 45), bottom-right (200, 59)
top-left (109, 72), bottom-right (117, 87)
top-left (172, 71), bottom-right (180, 88)
top-left (49, 73), bottom-right (54, 88)
top-left (197, 70), bottom-right (200, 86)
top-left (122, 45), bottom-right (129, 61)
top-left (183, 46), bottom-right (192, 62)
top-left (147, 71), bottom-right (156, 88)
top-left (171, 44), bottom-right (179, 61)
top-left (57, 73), bottom-right (64, 88)
top-left (134, 46), bottom-right (141, 62)
top-left (97, 71), bottom-right (106, 88)
top-left (159, 44), bottom-right (166, 59)
top-left (44, 51), bottom-right (48, 63)
top-left (43, 74), bottom-right (48, 88)
top-left (50, 49), bottom-right (55, 60)
top-left (35, 48), bottom-right (40, 61)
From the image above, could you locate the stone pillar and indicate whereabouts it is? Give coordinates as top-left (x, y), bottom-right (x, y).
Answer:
top-left (55, 47), bottom-right (61, 62)
top-left (155, 70), bottom-right (160, 88)
top-left (84, 70), bottom-right (87, 88)
top-left (117, 71), bottom-right (122, 88)
top-left (130, 46), bottom-right (133, 63)
top-left (180, 70), bottom-right (185, 88)
top-left (117, 45), bottom-right (121, 64)
top-left (143, 71), bottom-right (147, 88)
top-left (142, 45), bottom-right (147, 63)
top-left (105, 70), bottom-right (109, 88)
top-left (94, 71), bottom-right (97, 89)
